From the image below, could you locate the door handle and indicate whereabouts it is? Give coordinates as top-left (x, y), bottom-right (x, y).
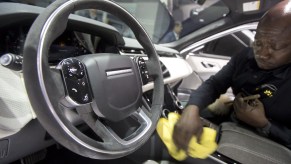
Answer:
top-left (201, 61), bottom-right (217, 68)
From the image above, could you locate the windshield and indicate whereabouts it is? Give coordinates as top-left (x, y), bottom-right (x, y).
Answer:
top-left (7, 0), bottom-right (229, 44)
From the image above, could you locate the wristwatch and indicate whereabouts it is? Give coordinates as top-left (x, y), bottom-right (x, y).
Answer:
top-left (257, 121), bottom-right (271, 136)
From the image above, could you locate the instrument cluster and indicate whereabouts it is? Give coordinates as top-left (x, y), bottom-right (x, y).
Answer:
top-left (0, 25), bottom-right (91, 64)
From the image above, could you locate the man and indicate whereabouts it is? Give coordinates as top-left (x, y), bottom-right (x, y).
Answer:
top-left (173, 0), bottom-right (291, 151)
top-left (160, 21), bottom-right (183, 43)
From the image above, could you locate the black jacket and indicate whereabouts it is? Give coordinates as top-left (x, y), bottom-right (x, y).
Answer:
top-left (188, 48), bottom-right (291, 149)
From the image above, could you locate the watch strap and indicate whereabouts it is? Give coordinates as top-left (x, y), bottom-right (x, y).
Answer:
top-left (257, 121), bottom-right (271, 136)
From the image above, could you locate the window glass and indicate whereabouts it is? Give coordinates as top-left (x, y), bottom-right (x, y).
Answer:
top-left (159, 0), bottom-right (229, 43)
top-left (201, 30), bottom-right (255, 57)
top-left (8, 0), bottom-right (229, 44)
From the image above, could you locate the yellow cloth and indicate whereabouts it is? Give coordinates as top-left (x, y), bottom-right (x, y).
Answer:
top-left (156, 112), bottom-right (218, 161)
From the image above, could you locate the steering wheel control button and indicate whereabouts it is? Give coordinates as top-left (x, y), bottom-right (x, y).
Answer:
top-left (58, 58), bottom-right (92, 105)
top-left (134, 56), bottom-right (150, 84)
top-left (61, 58), bottom-right (85, 79)
top-left (83, 94), bottom-right (89, 102)
top-left (78, 78), bottom-right (88, 88)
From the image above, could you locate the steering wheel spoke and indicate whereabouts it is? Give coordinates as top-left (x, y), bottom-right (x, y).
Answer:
top-left (75, 105), bottom-right (152, 147)
top-left (96, 109), bottom-right (152, 145)
top-left (75, 106), bottom-right (113, 143)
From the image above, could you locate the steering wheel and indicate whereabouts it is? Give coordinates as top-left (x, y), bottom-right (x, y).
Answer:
top-left (23, 0), bottom-right (163, 159)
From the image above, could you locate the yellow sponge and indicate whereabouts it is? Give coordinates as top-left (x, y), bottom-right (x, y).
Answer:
top-left (156, 112), bottom-right (217, 161)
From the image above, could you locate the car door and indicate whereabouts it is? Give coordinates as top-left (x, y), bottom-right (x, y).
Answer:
top-left (177, 22), bottom-right (257, 103)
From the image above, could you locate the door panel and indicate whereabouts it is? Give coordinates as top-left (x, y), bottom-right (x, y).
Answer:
top-left (186, 55), bottom-right (228, 81)
top-left (178, 54), bottom-right (231, 103)
top-left (177, 25), bottom-right (257, 103)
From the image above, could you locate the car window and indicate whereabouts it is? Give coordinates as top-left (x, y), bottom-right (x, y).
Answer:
top-left (197, 29), bottom-right (255, 57)
top-left (73, 0), bottom-right (229, 44)
top-left (75, 1), bottom-right (172, 43)
top-left (159, 0), bottom-right (230, 43)
top-left (6, 0), bottom-right (230, 44)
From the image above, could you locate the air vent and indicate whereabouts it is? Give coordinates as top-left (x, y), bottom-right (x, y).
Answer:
top-left (160, 61), bottom-right (170, 79)
top-left (120, 48), bottom-right (145, 55)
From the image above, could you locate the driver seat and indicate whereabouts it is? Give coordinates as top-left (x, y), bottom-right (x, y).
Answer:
top-left (216, 122), bottom-right (291, 164)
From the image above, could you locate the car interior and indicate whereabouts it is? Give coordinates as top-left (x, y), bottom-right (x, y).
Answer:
top-left (0, 0), bottom-right (290, 164)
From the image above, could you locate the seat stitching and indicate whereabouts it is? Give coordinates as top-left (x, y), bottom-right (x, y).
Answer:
top-left (222, 128), bottom-right (290, 151)
top-left (218, 143), bottom-right (286, 164)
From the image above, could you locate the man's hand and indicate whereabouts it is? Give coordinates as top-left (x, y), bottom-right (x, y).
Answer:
top-left (173, 105), bottom-right (203, 151)
top-left (233, 93), bottom-right (269, 128)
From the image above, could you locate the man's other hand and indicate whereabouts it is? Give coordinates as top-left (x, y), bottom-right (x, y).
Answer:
top-left (233, 93), bottom-right (269, 128)
top-left (173, 105), bottom-right (203, 151)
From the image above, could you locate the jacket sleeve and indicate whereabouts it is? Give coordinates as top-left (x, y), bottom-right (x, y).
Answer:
top-left (269, 121), bottom-right (291, 149)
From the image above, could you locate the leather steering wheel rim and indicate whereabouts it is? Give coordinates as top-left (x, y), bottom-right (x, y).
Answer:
top-left (23, 0), bottom-right (163, 159)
